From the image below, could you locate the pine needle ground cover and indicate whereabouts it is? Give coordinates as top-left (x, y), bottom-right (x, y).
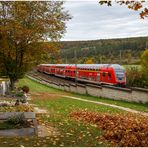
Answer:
top-left (0, 77), bottom-right (147, 147)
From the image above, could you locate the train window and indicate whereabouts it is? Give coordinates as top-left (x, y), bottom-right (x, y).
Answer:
top-left (102, 72), bottom-right (106, 77)
top-left (108, 73), bottom-right (111, 77)
top-left (108, 73), bottom-right (111, 80)
top-left (97, 73), bottom-right (100, 81)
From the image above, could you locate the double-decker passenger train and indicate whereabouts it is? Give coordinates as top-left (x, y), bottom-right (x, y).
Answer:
top-left (37, 64), bottom-right (126, 86)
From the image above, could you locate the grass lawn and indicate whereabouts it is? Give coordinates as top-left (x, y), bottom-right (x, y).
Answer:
top-left (71, 93), bottom-right (148, 113)
top-left (18, 77), bottom-right (148, 113)
top-left (17, 77), bottom-right (63, 93)
top-left (0, 77), bottom-right (147, 147)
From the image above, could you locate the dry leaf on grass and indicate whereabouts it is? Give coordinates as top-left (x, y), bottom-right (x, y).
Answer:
top-left (70, 110), bottom-right (148, 147)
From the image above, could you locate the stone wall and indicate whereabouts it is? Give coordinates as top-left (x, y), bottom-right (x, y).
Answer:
top-left (86, 84), bottom-right (102, 97)
top-left (102, 85), bottom-right (132, 102)
top-left (77, 84), bottom-right (86, 94)
top-left (132, 87), bottom-right (148, 103)
top-left (27, 75), bottom-right (148, 104)
top-left (70, 84), bottom-right (77, 93)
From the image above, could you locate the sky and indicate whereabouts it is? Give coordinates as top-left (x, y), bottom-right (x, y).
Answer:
top-left (62, 0), bottom-right (148, 41)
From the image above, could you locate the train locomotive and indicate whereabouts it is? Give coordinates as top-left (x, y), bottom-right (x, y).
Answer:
top-left (37, 64), bottom-right (126, 86)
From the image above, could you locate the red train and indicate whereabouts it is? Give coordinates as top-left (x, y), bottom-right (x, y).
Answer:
top-left (37, 64), bottom-right (126, 86)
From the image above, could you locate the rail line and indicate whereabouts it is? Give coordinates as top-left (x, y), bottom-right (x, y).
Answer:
top-left (27, 71), bottom-right (148, 116)
top-left (28, 70), bottom-right (101, 86)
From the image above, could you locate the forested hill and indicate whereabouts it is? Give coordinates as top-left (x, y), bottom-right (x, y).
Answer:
top-left (59, 37), bottom-right (148, 64)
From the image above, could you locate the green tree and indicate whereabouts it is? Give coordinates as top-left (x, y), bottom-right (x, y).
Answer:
top-left (0, 1), bottom-right (71, 89)
top-left (141, 49), bottom-right (148, 82)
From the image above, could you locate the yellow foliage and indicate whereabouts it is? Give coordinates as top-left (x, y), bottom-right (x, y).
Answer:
top-left (85, 58), bottom-right (94, 64)
top-left (0, 1), bottom-right (71, 88)
top-left (141, 49), bottom-right (148, 76)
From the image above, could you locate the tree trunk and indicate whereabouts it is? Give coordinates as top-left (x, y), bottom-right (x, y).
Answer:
top-left (10, 78), bottom-right (16, 90)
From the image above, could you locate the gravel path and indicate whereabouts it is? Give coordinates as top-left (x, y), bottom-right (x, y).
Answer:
top-left (62, 95), bottom-right (148, 117)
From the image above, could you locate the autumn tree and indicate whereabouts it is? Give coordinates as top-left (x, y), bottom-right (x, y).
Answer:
top-left (85, 58), bottom-right (94, 64)
top-left (0, 1), bottom-right (71, 89)
top-left (99, 0), bottom-right (148, 19)
top-left (141, 49), bottom-right (148, 81)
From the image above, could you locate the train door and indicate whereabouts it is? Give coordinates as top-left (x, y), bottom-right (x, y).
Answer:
top-left (101, 71), bottom-right (107, 83)
top-left (97, 73), bottom-right (100, 82)
top-left (107, 72), bottom-right (112, 83)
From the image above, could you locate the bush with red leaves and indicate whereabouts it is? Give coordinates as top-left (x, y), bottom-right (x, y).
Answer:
top-left (70, 110), bottom-right (148, 147)
top-left (22, 85), bottom-right (29, 93)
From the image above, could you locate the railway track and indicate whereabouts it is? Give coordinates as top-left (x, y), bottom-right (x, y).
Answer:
top-left (27, 71), bottom-right (148, 117)
top-left (27, 70), bottom-right (148, 105)
top-left (28, 70), bottom-right (101, 86)
top-left (28, 70), bottom-right (132, 89)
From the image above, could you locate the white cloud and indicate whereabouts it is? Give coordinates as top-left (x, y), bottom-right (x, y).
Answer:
top-left (62, 1), bottom-right (148, 41)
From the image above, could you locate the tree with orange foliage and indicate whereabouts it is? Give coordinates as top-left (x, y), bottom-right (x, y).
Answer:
top-left (0, 1), bottom-right (71, 89)
top-left (99, 0), bottom-right (148, 19)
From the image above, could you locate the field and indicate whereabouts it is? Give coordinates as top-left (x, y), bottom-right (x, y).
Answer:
top-left (0, 77), bottom-right (148, 147)
top-left (123, 65), bottom-right (141, 70)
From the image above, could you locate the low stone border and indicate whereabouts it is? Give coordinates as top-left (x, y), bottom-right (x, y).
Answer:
top-left (0, 128), bottom-right (35, 136)
top-left (0, 112), bottom-right (38, 136)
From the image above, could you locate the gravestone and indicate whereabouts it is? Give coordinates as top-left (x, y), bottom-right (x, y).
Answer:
top-left (0, 83), bottom-right (2, 95)
top-left (0, 80), bottom-right (10, 96)
top-left (2, 81), bottom-right (6, 96)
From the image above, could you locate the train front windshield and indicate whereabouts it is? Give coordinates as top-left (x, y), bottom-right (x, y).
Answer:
top-left (115, 69), bottom-right (125, 81)
top-left (110, 64), bottom-right (125, 82)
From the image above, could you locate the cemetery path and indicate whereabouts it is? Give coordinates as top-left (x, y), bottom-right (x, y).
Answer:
top-left (61, 95), bottom-right (148, 116)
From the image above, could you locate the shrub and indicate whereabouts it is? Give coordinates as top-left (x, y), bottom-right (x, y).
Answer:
top-left (15, 92), bottom-right (24, 97)
top-left (126, 67), bottom-right (148, 88)
top-left (141, 49), bottom-right (148, 85)
top-left (22, 85), bottom-right (29, 93)
top-left (7, 113), bottom-right (26, 125)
